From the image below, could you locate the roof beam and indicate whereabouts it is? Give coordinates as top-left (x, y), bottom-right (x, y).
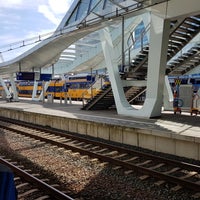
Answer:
top-left (109, 0), bottom-right (127, 10)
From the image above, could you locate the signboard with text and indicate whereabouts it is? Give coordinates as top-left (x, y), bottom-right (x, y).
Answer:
top-left (16, 72), bottom-right (35, 81)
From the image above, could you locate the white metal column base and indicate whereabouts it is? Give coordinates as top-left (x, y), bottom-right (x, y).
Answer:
top-left (9, 74), bottom-right (19, 102)
top-left (0, 76), bottom-right (11, 98)
top-left (32, 81), bottom-right (38, 100)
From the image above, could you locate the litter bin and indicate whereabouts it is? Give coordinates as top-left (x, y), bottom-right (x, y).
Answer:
top-left (47, 94), bottom-right (54, 103)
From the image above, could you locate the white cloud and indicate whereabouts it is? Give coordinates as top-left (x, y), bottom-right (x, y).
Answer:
top-left (38, 5), bottom-right (59, 26)
top-left (48, 0), bottom-right (70, 15)
top-left (38, 0), bottom-right (73, 26)
top-left (0, 0), bottom-right (74, 61)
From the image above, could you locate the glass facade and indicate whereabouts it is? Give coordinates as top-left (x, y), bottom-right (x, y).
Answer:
top-left (134, 21), bottom-right (149, 49)
top-left (127, 21), bottom-right (149, 50)
top-left (65, 0), bottom-right (139, 27)
top-left (76, 0), bottom-right (90, 21)
top-left (56, 0), bottom-right (148, 74)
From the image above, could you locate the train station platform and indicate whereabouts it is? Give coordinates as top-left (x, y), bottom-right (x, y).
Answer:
top-left (0, 98), bottom-right (199, 161)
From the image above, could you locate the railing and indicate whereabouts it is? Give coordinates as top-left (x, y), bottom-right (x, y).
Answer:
top-left (125, 22), bottom-right (150, 67)
top-left (81, 75), bottom-right (108, 106)
top-left (0, 1), bottom-right (142, 55)
top-left (128, 88), bottom-right (147, 104)
top-left (167, 41), bottom-right (200, 65)
top-left (0, 0), bottom-right (169, 57)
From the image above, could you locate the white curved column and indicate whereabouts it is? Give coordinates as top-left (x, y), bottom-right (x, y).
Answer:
top-left (139, 13), bottom-right (171, 118)
top-left (100, 28), bottom-right (133, 112)
top-left (9, 74), bottom-right (19, 101)
top-left (101, 6), bottom-right (170, 118)
top-left (0, 76), bottom-right (10, 98)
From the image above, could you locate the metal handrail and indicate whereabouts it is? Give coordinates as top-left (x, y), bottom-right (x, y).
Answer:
top-left (128, 87), bottom-right (147, 104)
top-left (125, 22), bottom-right (150, 66)
top-left (81, 75), bottom-right (107, 106)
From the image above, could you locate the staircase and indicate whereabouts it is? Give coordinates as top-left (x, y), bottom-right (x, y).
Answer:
top-left (82, 85), bottom-right (146, 110)
top-left (166, 43), bottom-right (200, 75)
top-left (82, 85), bottom-right (115, 110)
top-left (125, 14), bottom-right (200, 79)
top-left (125, 86), bottom-right (146, 104)
top-left (82, 15), bottom-right (200, 111)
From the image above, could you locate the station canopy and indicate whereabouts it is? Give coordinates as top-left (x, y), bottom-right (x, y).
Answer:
top-left (0, 0), bottom-right (162, 77)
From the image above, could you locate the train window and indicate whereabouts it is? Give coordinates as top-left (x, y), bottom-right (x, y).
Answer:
top-left (195, 79), bottom-right (200, 84)
top-left (55, 87), bottom-right (59, 92)
top-left (74, 83), bottom-right (78, 89)
top-left (68, 83), bottom-right (72, 89)
top-left (189, 78), bottom-right (195, 84)
top-left (181, 79), bottom-right (188, 84)
top-left (47, 86), bottom-right (54, 92)
top-left (69, 77), bottom-right (85, 80)
top-left (86, 75), bottom-right (92, 81)
top-left (19, 82), bottom-right (25, 86)
top-left (82, 82), bottom-right (88, 88)
top-left (86, 83), bottom-right (90, 88)
top-left (70, 83), bottom-right (77, 89)
top-left (55, 86), bottom-right (62, 92)
top-left (79, 83), bottom-right (83, 89)
top-left (38, 82), bottom-right (43, 86)
top-left (29, 82), bottom-right (34, 86)
top-left (66, 83), bottom-right (72, 89)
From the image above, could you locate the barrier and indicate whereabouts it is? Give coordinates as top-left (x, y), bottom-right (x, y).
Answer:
top-left (47, 94), bottom-right (54, 103)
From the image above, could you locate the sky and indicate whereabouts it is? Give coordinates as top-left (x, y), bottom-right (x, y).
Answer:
top-left (0, 0), bottom-right (74, 61)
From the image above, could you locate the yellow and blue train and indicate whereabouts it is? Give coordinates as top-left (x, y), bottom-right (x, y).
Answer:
top-left (17, 81), bottom-right (43, 98)
top-left (0, 73), bottom-right (110, 100)
top-left (45, 74), bottom-right (98, 100)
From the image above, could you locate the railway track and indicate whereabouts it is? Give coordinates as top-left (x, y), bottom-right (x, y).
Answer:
top-left (0, 117), bottom-right (200, 198)
top-left (0, 156), bottom-right (73, 200)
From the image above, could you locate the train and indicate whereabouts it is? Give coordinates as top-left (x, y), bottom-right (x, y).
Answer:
top-left (17, 81), bottom-right (43, 98)
top-left (2, 73), bottom-right (199, 102)
top-left (45, 74), bottom-right (99, 100)
top-left (0, 73), bottom-right (110, 100)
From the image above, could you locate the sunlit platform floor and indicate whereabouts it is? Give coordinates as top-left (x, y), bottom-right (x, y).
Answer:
top-left (0, 98), bottom-right (199, 135)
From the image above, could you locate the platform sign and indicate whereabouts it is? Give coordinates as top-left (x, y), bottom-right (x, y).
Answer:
top-left (16, 72), bottom-right (35, 81)
top-left (40, 74), bottom-right (52, 81)
top-left (174, 78), bottom-right (181, 85)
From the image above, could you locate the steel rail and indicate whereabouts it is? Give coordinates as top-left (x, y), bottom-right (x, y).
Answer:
top-left (0, 121), bottom-right (200, 192)
top-left (1, 116), bottom-right (199, 172)
top-left (0, 157), bottom-right (74, 200)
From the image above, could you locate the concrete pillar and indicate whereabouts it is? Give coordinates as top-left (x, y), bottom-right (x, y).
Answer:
top-left (0, 76), bottom-right (10, 98)
top-left (32, 81), bottom-right (38, 100)
top-left (9, 74), bottom-right (19, 101)
top-left (163, 76), bottom-right (174, 111)
top-left (141, 13), bottom-right (170, 117)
